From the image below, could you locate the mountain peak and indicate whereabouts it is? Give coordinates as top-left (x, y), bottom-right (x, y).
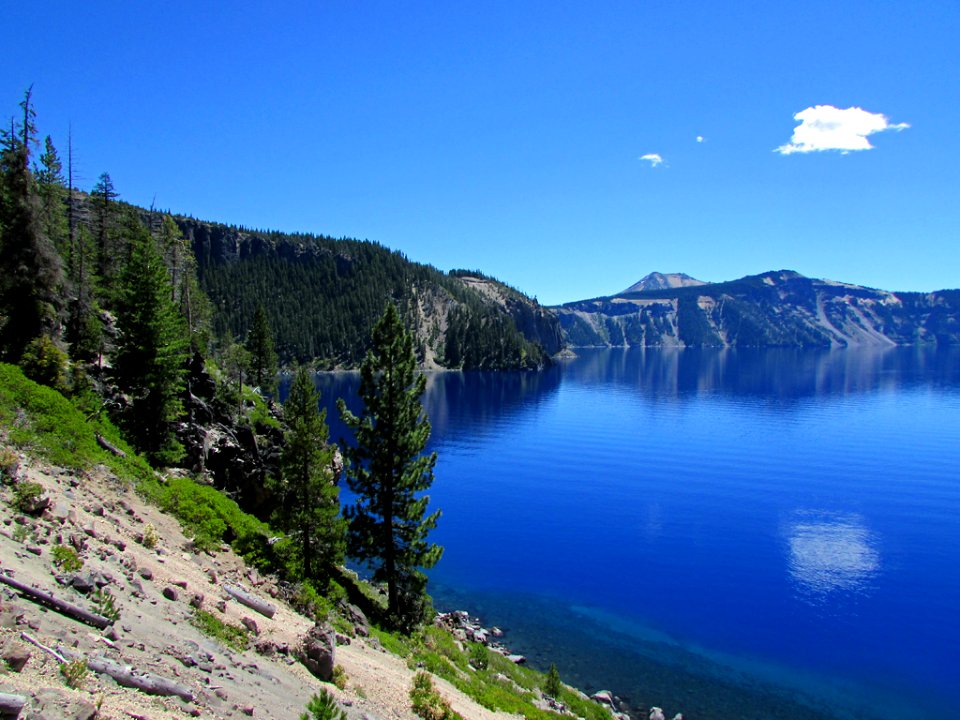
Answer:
top-left (620, 272), bottom-right (707, 295)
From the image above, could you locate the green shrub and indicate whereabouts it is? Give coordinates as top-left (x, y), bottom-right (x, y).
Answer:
top-left (20, 336), bottom-right (68, 393)
top-left (92, 588), bottom-right (120, 622)
top-left (154, 475), bottom-right (272, 558)
top-left (410, 672), bottom-right (464, 720)
top-left (60, 658), bottom-right (88, 689)
top-left (12, 523), bottom-right (29, 543)
top-left (0, 446), bottom-right (18, 483)
top-left (191, 609), bottom-right (250, 651)
top-left (140, 523), bottom-right (158, 549)
top-left (300, 689), bottom-right (348, 720)
top-left (332, 663), bottom-right (348, 690)
top-left (51, 545), bottom-right (84, 572)
top-left (469, 643), bottom-right (489, 671)
top-left (11, 481), bottom-right (45, 514)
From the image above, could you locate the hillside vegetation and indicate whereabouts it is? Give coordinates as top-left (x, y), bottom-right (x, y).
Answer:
top-left (178, 217), bottom-right (562, 370)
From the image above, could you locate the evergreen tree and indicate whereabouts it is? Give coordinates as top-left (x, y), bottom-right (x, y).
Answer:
top-left (35, 135), bottom-right (68, 256)
top-left (337, 303), bottom-right (442, 630)
top-left (277, 366), bottom-right (346, 582)
top-left (113, 225), bottom-right (188, 464)
top-left (0, 99), bottom-right (64, 361)
top-left (246, 303), bottom-right (278, 394)
top-left (65, 225), bottom-right (101, 362)
top-left (220, 338), bottom-right (251, 419)
top-left (91, 171), bottom-right (119, 289)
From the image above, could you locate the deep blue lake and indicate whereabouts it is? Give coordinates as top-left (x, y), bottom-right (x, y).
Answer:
top-left (309, 348), bottom-right (960, 720)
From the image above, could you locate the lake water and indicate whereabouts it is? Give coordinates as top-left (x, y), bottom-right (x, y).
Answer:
top-left (310, 348), bottom-right (960, 720)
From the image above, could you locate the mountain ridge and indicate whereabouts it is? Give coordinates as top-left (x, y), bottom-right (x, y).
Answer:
top-left (555, 269), bottom-right (960, 348)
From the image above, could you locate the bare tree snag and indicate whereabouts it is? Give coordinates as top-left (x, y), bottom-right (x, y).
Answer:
top-left (19, 631), bottom-right (67, 663)
top-left (224, 583), bottom-right (276, 618)
top-left (95, 433), bottom-right (126, 458)
top-left (0, 573), bottom-right (113, 629)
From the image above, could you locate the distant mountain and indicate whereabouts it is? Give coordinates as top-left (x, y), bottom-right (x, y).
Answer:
top-left (620, 272), bottom-right (707, 294)
top-left (176, 218), bottom-right (561, 370)
top-left (555, 270), bottom-right (960, 347)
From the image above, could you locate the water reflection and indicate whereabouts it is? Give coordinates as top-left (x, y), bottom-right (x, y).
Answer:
top-left (785, 511), bottom-right (880, 599)
top-left (564, 347), bottom-right (960, 402)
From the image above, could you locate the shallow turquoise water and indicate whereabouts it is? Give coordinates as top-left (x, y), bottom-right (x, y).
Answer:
top-left (313, 347), bottom-right (960, 719)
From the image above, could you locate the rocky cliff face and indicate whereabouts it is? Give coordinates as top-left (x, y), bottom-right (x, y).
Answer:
top-left (557, 271), bottom-right (960, 347)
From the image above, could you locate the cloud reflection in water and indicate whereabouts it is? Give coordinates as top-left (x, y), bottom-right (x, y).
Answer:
top-left (786, 512), bottom-right (880, 599)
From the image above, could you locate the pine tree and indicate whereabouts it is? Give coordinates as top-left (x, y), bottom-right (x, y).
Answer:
top-left (35, 135), bottom-right (68, 256)
top-left (0, 94), bottom-right (64, 361)
top-left (91, 171), bottom-right (119, 289)
top-left (277, 366), bottom-right (346, 582)
top-left (247, 303), bottom-right (278, 395)
top-left (337, 303), bottom-right (442, 630)
top-left (113, 225), bottom-right (188, 464)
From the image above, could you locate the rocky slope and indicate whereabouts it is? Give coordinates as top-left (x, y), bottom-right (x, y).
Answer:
top-left (0, 452), bottom-right (520, 720)
top-left (556, 270), bottom-right (960, 348)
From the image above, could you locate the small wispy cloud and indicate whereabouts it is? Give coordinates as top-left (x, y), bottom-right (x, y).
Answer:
top-left (776, 105), bottom-right (909, 155)
top-left (639, 153), bottom-right (664, 168)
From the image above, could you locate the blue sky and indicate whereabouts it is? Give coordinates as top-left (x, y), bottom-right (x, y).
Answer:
top-left (2, 1), bottom-right (957, 304)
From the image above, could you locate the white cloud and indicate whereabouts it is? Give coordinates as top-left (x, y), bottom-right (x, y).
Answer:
top-left (776, 105), bottom-right (909, 155)
top-left (696, 135), bottom-right (705, 143)
top-left (639, 153), bottom-right (664, 167)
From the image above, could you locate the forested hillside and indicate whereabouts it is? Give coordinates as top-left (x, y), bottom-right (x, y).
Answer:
top-left (557, 270), bottom-right (960, 347)
top-left (177, 218), bottom-right (561, 370)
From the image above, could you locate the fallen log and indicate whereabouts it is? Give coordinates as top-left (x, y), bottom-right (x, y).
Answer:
top-left (59, 649), bottom-right (195, 702)
top-left (224, 583), bottom-right (276, 618)
top-left (0, 692), bottom-right (26, 716)
top-left (0, 573), bottom-right (113, 629)
top-left (95, 433), bottom-right (126, 458)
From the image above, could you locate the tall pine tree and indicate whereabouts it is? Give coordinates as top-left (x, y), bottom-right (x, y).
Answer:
top-left (276, 366), bottom-right (346, 583)
top-left (0, 91), bottom-right (64, 361)
top-left (338, 303), bottom-right (442, 630)
top-left (246, 303), bottom-right (278, 395)
top-left (113, 225), bottom-right (188, 464)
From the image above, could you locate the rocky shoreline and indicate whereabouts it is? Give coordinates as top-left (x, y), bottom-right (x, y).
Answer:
top-left (434, 610), bottom-right (682, 720)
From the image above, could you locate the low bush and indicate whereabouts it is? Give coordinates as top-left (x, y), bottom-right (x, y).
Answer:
top-left (191, 609), bottom-right (250, 651)
top-left (51, 545), bottom-right (84, 572)
top-left (300, 689), bottom-right (348, 720)
top-left (410, 672), bottom-right (464, 720)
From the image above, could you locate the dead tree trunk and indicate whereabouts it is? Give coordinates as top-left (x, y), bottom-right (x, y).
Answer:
top-left (223, 583), bottom-right (277, 618)
top-left (0, 573), bottom-right (113, 629)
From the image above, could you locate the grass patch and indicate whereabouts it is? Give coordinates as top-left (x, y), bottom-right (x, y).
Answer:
top-left (191, 609), bottom-right (250, 651)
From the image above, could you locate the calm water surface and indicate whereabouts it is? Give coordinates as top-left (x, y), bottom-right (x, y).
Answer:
top-left (313, 348), bottom-right (960, 720)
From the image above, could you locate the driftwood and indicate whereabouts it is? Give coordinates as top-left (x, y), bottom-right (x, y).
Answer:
top-left (95, 433), bottom-right (126, 458)
top-left (0, 573), bottom-right (113, 629)
top-left (224, 583), bottom-right (276, 618)
top-left (0, 692), bottom-right (26, 716)
top-left (60, 649), bottom-right (195, 702)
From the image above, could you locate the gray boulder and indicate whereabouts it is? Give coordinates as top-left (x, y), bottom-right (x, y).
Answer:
top-left (296, 624), bottom-right (336, 681)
